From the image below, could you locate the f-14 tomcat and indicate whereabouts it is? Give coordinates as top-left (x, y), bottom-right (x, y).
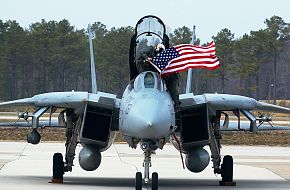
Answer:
top-left (0, 15), bottom-right (289, 190)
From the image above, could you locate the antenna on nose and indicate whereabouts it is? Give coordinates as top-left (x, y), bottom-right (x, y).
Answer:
top-left (147, 121), bottom-right (153, 128)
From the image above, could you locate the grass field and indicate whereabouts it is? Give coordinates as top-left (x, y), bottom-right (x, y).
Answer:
top-left (0, 128), bottom-right (289, 146)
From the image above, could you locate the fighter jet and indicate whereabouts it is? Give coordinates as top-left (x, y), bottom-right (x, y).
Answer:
top-left (0, 15), bottom-right (290, 190)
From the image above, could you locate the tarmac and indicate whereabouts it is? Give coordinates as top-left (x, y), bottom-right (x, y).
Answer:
top-left (0, 142), bottom-right (289, 190)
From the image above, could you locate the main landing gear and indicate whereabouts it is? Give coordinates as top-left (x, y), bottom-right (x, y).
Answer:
top-left (52, 153), bottom-right (64, 183)
top-left (220, 155), bottom-right (236, 186)
top-left (51, 109), bottom-right (81, 183)
top-left (209, 112), bottom-right (236, 186)
top-left (135, 141), bottom-right (159, 190)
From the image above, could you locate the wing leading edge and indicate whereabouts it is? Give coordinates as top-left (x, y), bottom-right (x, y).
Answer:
top-left (180, 93), bottom-right (290, 114)
top-left (0, 91), bottom-right (120, 129)
top-left (0, 91), bottom-right (120, 110)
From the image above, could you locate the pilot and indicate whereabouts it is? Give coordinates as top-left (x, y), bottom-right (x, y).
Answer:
top-left (164, 73), bottom-right (180, 112)
top-left (136, 44), bottom-right (180, 111)
top-left (135, 44), bottom-right (160, 73)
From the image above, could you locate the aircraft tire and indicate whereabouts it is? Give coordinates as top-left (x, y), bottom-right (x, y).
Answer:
top-left (135, 172), bottom-right (142, 190)
top-left (53, 153), bottom-right (64, 180)
top-left (221, 155), bottom-right (233, 182)
top-left (151, 172), bottom-right (158, 190)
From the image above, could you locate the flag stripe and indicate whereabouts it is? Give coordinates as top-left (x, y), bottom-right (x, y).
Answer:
top-left (161, 65), bottom-right (220, 75)
top-left (162, 60), bottom-right (220, 75)
top-left (174, 42), bottom-right (215, 50)
top-left (163, 61), bottom-right (220, 73)
top-left (175, 43), bottom-right (216, 54)
top-left (178, 49), bottom-right (216, 54)
top-left (162, 66), bottom-right (220, 76)
top-left (175, 45), bottom-right (215, 51)
top-left (167, 58), bottom-right (219, 69)
top-left (169, 54), bottom-right (217, 65)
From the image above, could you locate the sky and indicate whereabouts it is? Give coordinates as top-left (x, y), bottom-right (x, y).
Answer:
top-left (1, 0), bottom-right (290, 43)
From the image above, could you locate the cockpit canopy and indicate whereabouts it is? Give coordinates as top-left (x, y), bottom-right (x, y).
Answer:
top-left (135, 16), bottom-right (165, 50)
top-left (135, 16), bottom-right (165, 38)
top-left (129, 15), bottom-right (170, 81)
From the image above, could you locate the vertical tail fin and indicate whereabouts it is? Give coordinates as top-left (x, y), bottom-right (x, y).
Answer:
top-left (185, 25), bottom-right (196, 94)
top-left (88, 24), bottom-right (97, 94)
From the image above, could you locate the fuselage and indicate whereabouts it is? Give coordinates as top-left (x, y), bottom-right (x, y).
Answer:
top-left (119, 71), bottom-right (175, 139)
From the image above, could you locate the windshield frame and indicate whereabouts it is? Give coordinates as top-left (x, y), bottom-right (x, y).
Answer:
top-left (135, 15), bottom-right (166, 39)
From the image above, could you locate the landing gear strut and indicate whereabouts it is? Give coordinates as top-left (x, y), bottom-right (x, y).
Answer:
top-left (143, 149), bottom-right (152, 184)
top-left (51, 109), bottom-right (82, 183)
top-left (209, 113), bottom-right (236, 186)
top-left (135, 141), bottom-right (159, 190)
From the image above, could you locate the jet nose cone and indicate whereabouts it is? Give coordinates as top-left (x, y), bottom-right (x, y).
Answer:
top-left (127, 95), bottom-right (175, 139)
top-left (130, 104), bottom-right (158, 128)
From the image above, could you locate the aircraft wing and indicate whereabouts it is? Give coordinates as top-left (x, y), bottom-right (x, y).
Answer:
top-left (179, 93), bottom-right (290, 132)
top-left (180, 93), bottom-right (290, 114)
top-left (0, 91), bottom-right (120, 128)
top-left (0, 91), bottom-right (120, 109)
top-left (0, 121), bottom-right (63, 128)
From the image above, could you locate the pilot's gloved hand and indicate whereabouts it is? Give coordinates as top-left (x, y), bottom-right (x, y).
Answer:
top-left (146, 57), bottom-right (153, 62)
top-left (155, 44), bottom-right (165, 53)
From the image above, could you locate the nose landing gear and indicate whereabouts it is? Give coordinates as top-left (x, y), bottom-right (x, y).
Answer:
top-left (151, 172), bottom-right (158, 190)
top-left (135, 170), bottom-right (159, 190)
top-left (135, 172), bottom-right (142, 190)
top-left (135, 141), bottom-right (159, 190)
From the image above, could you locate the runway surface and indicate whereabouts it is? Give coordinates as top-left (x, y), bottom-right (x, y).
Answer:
top-left (0, 142), bottom-right (289, 189)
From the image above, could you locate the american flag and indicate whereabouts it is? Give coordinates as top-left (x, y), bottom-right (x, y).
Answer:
top-left (151, 42), bottom-right (220, 76)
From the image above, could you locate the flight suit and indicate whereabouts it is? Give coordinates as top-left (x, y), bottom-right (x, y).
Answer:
top-left (136, 46), bottom-right (156, 73)
top-left (163, 73), bottom-right (180, 110)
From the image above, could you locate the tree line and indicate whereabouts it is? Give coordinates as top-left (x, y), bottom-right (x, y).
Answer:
top-left (0, 16), bottom-right (289, 103)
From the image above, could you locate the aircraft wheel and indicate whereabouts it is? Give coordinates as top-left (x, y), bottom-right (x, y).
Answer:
top-left (221, 155), bottom-right (233, 182)
top-left (135, 172), bottom-right (142, 190)
top-left (53, 153), bottom-right (64, 180)
top-left (151, 172), bottom-right (158, 190)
